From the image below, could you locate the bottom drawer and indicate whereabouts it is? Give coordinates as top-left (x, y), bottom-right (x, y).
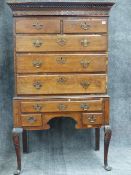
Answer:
top-left (21, 114), bottom-right (42, 127)
top-left (82, 113), bottom-right (103, 126)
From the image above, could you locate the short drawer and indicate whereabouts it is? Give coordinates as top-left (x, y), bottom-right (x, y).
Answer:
top-left (20, 99), bottom-right (103, 113)
top-left (16, 35), bottom-right (107, 52)
top-left (16, 54), bottom-right (107, 73)
top-left (21, 114), bottom-right (42, 127)
top-left (15, 18), bottom-right (60, 33)
top-left (63, 18), bottom-right (107, 33)
top-left (82, 113), bottom-right (103, 126)
top-left (17, 74), bottom-right (107, 95)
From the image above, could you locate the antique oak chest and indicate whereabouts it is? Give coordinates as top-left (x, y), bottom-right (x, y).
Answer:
top-left (7, 1), bottom-right (114, 174)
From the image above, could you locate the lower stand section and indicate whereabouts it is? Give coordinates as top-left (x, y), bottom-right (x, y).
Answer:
top-left (12, 125), bottom-right (112, 173)
top-left (104, 125), bottom-right (112, 171)
top-left (12, 128), bottom-right (23, 175)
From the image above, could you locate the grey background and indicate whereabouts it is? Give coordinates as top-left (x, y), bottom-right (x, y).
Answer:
top-left (0, 0), bottom-right (131, 174)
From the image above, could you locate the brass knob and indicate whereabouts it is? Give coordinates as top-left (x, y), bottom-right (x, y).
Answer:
top-left (81, 39), bottom-right (90, 47)
top-left (32, 60), bottom-right (43, 68)
top-left (80, 80), bottom-right (90, 90)
top-left (87, 115), bottom-right (96, 123)
top-left (57, 77), bottom-right (67, 85)
top-left (33, 104), bottom-right (43, 112)
top-left (56, 57), bottom-right (66, 64)
top-left (27, 116), bottom-right (37, 123)
top-left (80, 59), bottom-right (90, 69)
top-left (33, 81), bottom-right (42, 89)
top-left (56, 37), bottom-right (66, 46)
top-left (33, 40), bottom-right (43, 47)
top-left (58, 104), bottom-right (67, 111)
top-left (32, 22), bottom-right (43, 30)
top-left (81, 22), bottom-right (90, 30)
top-left (80, 103), bottom-right (89, 111)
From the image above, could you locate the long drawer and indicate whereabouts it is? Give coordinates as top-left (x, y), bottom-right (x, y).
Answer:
top-left (16, 54), bottom-right (107, 73)
top-left (16, 35), bottom-right (107, 52)
top-left (20, 99), bottom-right (103, 113)
top-left (16, 74), bottom-right (107, 95)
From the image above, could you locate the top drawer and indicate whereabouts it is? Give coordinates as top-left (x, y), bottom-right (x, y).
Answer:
top-left (15, 19), bottom-right (60, 34)
top-left (63, 18), bottom-right (107, 33)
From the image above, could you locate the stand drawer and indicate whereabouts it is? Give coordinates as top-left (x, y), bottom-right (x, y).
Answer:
top-left (21, 114), bottom-right (42, 127)
top-left (20, 99), bottom-right (103, 113)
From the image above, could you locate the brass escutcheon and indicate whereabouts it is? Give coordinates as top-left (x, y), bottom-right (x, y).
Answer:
top-left (33, 81), bottom-right (42, 89)
top-left (32, 60), bottom-right (43, 68)
top-left (57, 77), bottom-right (67, 85)
top-left (56, 57), bottom-right (66, 64)
top-left (27, 116), bottom-right (37, 123)
top-left (80, 103), bottom-right (89, 111)
top-left (81, 39), bottom-right (90, 47)
top-left (80, 80), bottom-right (90, 90)
top-left (32, 22), bottom-right (43, 30)
top-left (56, 37), bottom-right (66, 46)
top-left (58, 104), bottom-right (67, 111)
top-left (33, 40), bottom-right (43, 47)
top-left (33, 104), bottom-right (43, 112)
top-left (81, 22), bottom-right (90, 30)
top-left (87, 115), bottom-right (96, 123)
top-left (80, 59), bottom-right (90, 69)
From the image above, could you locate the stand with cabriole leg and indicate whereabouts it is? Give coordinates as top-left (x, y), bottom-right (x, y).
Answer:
top-left (12, 128), bottom-right (23, 175)
top-left (104, 125), bottom-right (112, 171)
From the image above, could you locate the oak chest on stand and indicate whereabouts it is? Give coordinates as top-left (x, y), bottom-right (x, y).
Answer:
top-left (7, 1), bottom-right (114, 174)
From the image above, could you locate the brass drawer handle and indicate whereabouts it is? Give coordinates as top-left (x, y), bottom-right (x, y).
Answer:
top-left (81, 103), bottom-right (89, 111)
top-left (56, 37), bottom-right (66, 46)
top-left (81, 39), bottom-right (90, 47)
top-left (80, 59), bottom-right (90, 69)
top-left (33, 40), bottom-right (43, 47)
top-left (87, 115), bottom-right (96, 123)
top-left (33, 81), bottom-right (42, 89)
top-left (56, 57), bottom-right (66, 64)
top-left (57, 77), bottom-right (67, 85)
top-left (81, 22), bottom-right (90, 30)
top-left (27, 116), bottom-right (37, 123)
top-left (33, 104), bottom-right (43, 112)
top-left (58, 104), bottom-right (67, 111)
top-left (32, 60), bottom-right (43, 68)
top-left (32, 22), bottom-right (43, 30)
top-left (80, 80), bottom-right (90, 90)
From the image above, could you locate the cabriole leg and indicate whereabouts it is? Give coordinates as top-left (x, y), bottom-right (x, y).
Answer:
top-left (104, 125), bottom-right (112, 171)
top-left (95, 128), bottom-right (100, 151)
top-left (22, 130), bottom-right (29, 153)
top-left (12, 128), bottom-right (23, 175)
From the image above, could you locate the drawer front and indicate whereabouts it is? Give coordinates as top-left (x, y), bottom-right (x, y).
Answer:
top-left (21, 114), bottom-right (42, 127)
top-left (17, 74), bottom-right (106, 95)
top-left (16, 35), bottom-right (107, 52)
top-left (82, 113), bottom-right (103, 125)
top-left (63, 19), bottom-right (107, 33)
top-left (15, 19), bottom-right (60, 33)
top-left (16, 54), bottom-right (107, 73)
top-left (20, 99), bottom-right (103, 113)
